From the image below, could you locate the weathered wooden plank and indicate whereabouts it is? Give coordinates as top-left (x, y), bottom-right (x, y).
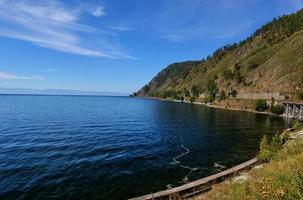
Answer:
top-left (129, 158), bottom-right (258, 200)
top-left (181, 186), bottom-right (211, 198)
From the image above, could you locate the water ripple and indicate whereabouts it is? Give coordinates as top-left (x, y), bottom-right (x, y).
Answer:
top-left (0, 95), bottom-right (289, 200)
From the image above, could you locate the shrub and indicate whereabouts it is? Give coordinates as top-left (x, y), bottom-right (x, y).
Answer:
top-left (293, 121), bottom-right (302, 131)
top-left (258, 132), bottom-right (292, 162)
top-left (258, 135), bottom-right (273, 162)
top-left (258, 134), bottom-right (284, 162)
top-left (280, 130), bottom-right (290, 144)
top-left (219, 90), bottom-right (227, 101)
top-left (298, 91), bottom-right (303, 100)
top-left (269, 104), bottom-right (284, 115)
top-left (222, 69), bottom-right (234, 80)
top-left (189, 96), bottom-right (195, 103)
top-left (254, 99), bottom-right (268, 112)
top-left (230, 89), bottom-right (237, 98)
top-left (175, 95), bottom-right (184, 101)
top-left (205, 95), bottom-right (215, 103)
top-left (270, 134), bottom-right (282, 152)
top-left (163, 90), bottom-right (177, 98)
top-left (202, 138), bottom-right (303, 200)
top-left (234, 71), bottom-right (244, 83)
top-left (269, 99), bottom-right (284, 115)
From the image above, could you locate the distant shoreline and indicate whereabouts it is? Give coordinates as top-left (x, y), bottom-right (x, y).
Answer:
top-left (0, 93), bottom-right (128, 97)
top-left (0, 87), bottom-right (128, 96)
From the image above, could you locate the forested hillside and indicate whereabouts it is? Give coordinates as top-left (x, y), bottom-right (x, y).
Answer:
top-left (134, 9), bottom-right (303, 103)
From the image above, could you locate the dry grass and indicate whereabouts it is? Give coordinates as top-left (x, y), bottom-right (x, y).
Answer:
top-left (194, 138), bottom-right (303, 200)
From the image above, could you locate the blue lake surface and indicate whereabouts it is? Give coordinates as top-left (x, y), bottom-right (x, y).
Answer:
top-left (0, 95), bottom-right (290, 199)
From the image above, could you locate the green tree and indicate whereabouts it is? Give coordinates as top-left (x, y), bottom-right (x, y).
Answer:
top-left (191, 85), bottom-right (200, 97)
top-left (269, 105), bottom-right (284, 115)
top-left (207, 79), bottom-right (217, 99)
top-left (143, 85), bottom-right (150, 93)
top-left (219, 90), bottom-right (227, 101)
top-left (258, 135), bottom-right (273, 162)
top-left (254, 99), bottom-right (268, 112)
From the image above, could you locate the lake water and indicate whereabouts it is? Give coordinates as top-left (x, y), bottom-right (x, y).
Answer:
top-left (0, 95), bottom-right (289, 199)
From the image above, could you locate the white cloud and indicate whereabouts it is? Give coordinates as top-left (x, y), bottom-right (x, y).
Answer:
top-left (92, 6), bottom-right (106, 17)
top-left (0, 0), bottom-right (133, 59)
top-left (0, 71), bottom-right (44, 80)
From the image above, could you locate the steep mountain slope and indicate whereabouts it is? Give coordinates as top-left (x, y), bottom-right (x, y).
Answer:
top-left (134, 9), bottom-right (303, 102)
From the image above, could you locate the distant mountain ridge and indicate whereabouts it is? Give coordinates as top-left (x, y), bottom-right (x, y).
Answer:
top-left (0, 87), bottom-right (127, 96)
top-left (134, 9), bottom-right (303, 102)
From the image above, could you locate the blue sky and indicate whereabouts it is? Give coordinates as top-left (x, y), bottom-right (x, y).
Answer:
top-left (0, 0), bottom-right (302, 94)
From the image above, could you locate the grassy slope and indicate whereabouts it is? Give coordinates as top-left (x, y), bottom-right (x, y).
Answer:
top-left (135, 9), bottom-right (303, 100)
top-left (194, 137), bottom-right (303, 200)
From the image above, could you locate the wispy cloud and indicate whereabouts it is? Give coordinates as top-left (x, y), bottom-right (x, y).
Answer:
top-left (123, 0), bottom-right (302, 43)
top-left (92, 6), bottom-right (106, 17)
top-left (0, 0), bottom-right (133, 59)
top-left (0, 71), bottom-right (44, 80)
top-left (121, 0), bottom-right (255, 42)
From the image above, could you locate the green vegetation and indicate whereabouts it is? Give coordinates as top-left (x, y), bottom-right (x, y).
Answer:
top-left (269, 99), bottom-right (284, 115)
top-left (258, 135), bottom-right (274, 162)
top-left (196, 128), bottom-right (303, 200)
top-left (135, 9), bottom-right (303, 104)
top-left (293, 120), bottom-right (303, 131)
top-left (254, 99), bottom-right (268, 112)
top-left (280, 130), bottom-right (290, 143)
top-left (254, 9), bottom-right (303, 45)
top-left (205, 96), bottom-right (215, 103)
top-left (230, 89), bottom-right (237, 98)
top-left (191, 85), bottom-right (201, 97)
top-left (222, 69), bottom-right (234, 80)
top-left (269, 105), bottom-right (284, 115)
top-left (183, 89), bottom-right (190, 97)
top-left (258, 133), bottom-right (285, 162)
top-left (198, 139), bottom-right (303, 200)
top-left (219, 90), bottom-right (227, 101)
top-left (189, 96), bottom-right (196, 103)
top-left (206, 79), bottom-right (218, 99)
